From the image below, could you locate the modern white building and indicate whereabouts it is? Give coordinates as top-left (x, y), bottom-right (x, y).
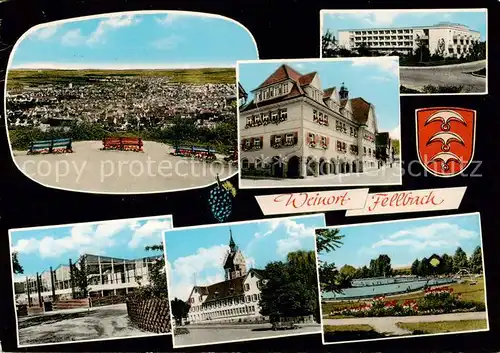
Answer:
top-left (14, 253), bottom-right (162, 305)
top-left (186, 230), bottom-right (267, 323)
top-left (336, 22), bottom-right (481, 58)
top-left (239, 64), bottom-right (390, 179)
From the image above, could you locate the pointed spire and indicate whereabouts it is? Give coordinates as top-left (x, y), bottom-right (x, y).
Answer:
top-left (229, 227), bottom-right (236, 251)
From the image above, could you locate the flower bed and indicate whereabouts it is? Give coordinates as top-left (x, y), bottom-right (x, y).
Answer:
top-left (331, 287), bottom-right (484, 318)
top-left (27, 147), bottom-right (73, 155)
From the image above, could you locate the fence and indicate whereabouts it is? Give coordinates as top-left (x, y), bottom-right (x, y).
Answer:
top-left (126, 298), bottom-right (171, 333)
top-left (91, 295), bottom-right (128, 307)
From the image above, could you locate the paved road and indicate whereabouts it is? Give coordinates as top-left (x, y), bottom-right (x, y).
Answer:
top-left (400, 60), bottom-right (486, 93)
top-left (241, 165), bottom-right (401, 188)
top-left (173, 323), bottom-right (321, 348)
top-left (13, 140), bottom-right (235, 193)
top-left (323, 311), bottom-right (487, 336)
top-left (17, 303), bottom-right (152, 346)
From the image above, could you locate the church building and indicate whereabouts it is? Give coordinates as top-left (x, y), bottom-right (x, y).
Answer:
top-left (186, 229), bottom-right (267, 323)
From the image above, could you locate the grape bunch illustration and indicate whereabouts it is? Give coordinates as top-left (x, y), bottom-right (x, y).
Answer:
top-left (209, 175), bottom-right (237, 222)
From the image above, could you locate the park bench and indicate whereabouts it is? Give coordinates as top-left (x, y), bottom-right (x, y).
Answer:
top-left (27, 137), bottom-right (73, 154)
top-left (171, 145), bottom-right (216, 161)
top-left (102, 136), bottom-right (143, 152)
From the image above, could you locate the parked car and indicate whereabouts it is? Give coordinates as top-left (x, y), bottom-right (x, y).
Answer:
top-left (271, 319), bottom-right (298, 331)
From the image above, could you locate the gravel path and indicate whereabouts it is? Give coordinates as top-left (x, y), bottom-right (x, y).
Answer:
top-left (17, 304), bottom-right (156, 347)
top-left (13, 140), bottom-right (236, 194)
top-left (323, 311), bottom-right (487, 336)
top-left (400, 60), bottom-right (486, 93)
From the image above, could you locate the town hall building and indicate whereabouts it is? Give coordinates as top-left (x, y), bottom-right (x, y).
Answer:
top-left (186, 230), bottom-right (267, 323)
top-left (239, 64), bottom-right (392, 179)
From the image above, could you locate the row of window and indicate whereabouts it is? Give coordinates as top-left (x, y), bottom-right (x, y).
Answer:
top-left (190, 294), bottom-right (262, 312)
top-left (364, 132), bottom-right (375, 142)
top-left (245, 109), bottom-right (288, 128)
top-left (255, 83), bottom-right (290, 102)
top-left (190, 305), bottom-right (258, 321)
top-left (307, 132), bottom-right (329, 149)
top-left (312, 109), bottom-right (329, 126)
top-left (354, 41), bottom-right (413, 47)
top-left (353, 29), bottom-right (413, 35)
top-left (271, 132), bottom-right (299, 148)
top-left (354, 35), bottom-right (413, 41)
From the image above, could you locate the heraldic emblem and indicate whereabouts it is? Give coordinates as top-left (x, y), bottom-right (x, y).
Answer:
top-left (416, 107), bottom-right (476, 177)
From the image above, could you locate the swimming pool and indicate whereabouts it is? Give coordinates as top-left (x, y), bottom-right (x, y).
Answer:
top-left (322, 277), bottom-right (457, 300)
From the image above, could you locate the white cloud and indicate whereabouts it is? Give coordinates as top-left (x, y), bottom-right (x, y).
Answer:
top-left (11, 218), bottom-right (172, 258)
top-left (370, 75), bottom-right (390, 82)
top-left (351, 57), bottom-right (399, 76)
top-left (353, 11), bottom-right (399, 26)
top-left (372, 222), bottom-right (477, 251)
top-left (169, 244), bottom-right (228, 300)
top-left (60, 14), bottom-right (141, 46)
top-left (151, 35), bottom-right (182, 50)
top-left (61, 29), bottom-right (85, 46)
top-left (390, 125), bottom-right (400, 140)
top-left (253, 218), bottom-right (315, 257)
top-left (155, 13), bottom-right (185, 26)
top-left (11, 62), bottom-right (235, 70)
top-left (128, 218), bottom-right (172, 249)
top-left (31, 24), bottom-right (60, 40)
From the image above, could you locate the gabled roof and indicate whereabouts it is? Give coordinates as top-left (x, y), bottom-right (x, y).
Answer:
top-left (298, 72), bottom-right (317, 86)
top-left (349, 97), bottom-right (373, 125)
top-left (189, 269), bottom-right (265, 303)
top-left (256, 64), bottom-right (303, 90)
top-left (323, 87), bottom-right (337, 99)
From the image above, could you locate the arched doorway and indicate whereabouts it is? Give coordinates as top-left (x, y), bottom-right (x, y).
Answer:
top-left (352, 161), bottom-right (357, 173)
top-left (307, 157), bottom-right (318, 177)
top-left (287, 156), bottom-right (300, 178)
top-left (271, 156), bottom-right (284, 178)
top-left (330, 160), bottom-right (337, 175)
top-left (346, 162), bottom-right (351, 173)
top-left (319, 158), bottom-right (329, 175)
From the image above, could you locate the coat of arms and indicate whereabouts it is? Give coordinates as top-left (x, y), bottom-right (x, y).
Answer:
top-left (416, 107), bottom-right (476, 177)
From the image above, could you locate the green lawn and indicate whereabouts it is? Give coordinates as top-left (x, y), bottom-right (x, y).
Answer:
top-left (397, 319), bottom-right (488, 334)
top-left (322, 278), bottom-right (486, 316)
top-left (323, 324), bottom-right (386, 342)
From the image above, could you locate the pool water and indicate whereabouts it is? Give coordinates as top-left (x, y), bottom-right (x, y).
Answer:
top-left (322, 277), bottom-right (456, 300)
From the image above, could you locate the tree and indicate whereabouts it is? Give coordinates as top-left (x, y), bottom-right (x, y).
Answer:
top-left (391, 139), bottom-right (400, 156)
top-left (321, 30), bottom-right (339, 57)
top-left (339, 265), bottom-right (357, 279)
top-left (170, 297), bottom-right (191, 325)
top-left (469, 246), bottom-right (483, 274)
top-left (411, 259), bottom-right (420, 276)
top-left (468, 41), bottom-right (486, 61)
top-left (368, 255), bottom-right (393, 277)
top-left (70, 256), bottom-right (89, 298)
top-left (418, 257), bottom-right (431, 277)
top-left (435, 38), bottom-right (445, 58)
top-left (260, 259), bottom-right (317, 321)
top-left (315, 229), bottom-right (351, 295)
top-left (12, 252), bottom-right (24, 274)
top-left (357, 42), bottom-right (371, 57)
top-left (316, 229), bottom-right (343, 253)
top-left (137, 244), bottom-right (168, 299)
top-left (453, 247), bottom-right (469, 273)
top-left (441, 253), bottom-right (453, 274)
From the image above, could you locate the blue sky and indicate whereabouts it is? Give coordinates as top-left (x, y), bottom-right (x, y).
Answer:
top-left (322, 10), bottom-right (487, 41)
top-left (318, 214), bottom-right (482, 269)
top-left (164, 214), bottom-right (325, 300)
top-left (239, 59), bottom-right (401, 138)
top-left (11, 12), bottom-right (258, 69)
top-left (10, 215), bottom-right (172, 281)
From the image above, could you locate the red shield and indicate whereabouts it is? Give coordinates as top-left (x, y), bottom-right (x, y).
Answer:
top-left (416, 107), bottom-right (476, 177)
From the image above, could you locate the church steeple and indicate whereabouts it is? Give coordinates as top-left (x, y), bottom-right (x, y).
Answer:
top-left (339, 82), bottom-right (349, 100)
top-left (229, 227), bottom-right (236, 251)
top-left (223, 228), bottom-right (247, 280)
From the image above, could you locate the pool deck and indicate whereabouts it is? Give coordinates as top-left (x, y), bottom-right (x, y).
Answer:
top-left (323, 311), bottom-right (488, 336)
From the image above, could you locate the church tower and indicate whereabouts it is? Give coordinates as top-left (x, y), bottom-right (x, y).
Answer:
top-left (339, 82), bottom-right (349, 100)
top-left (223, 228), bottom-right (247, 280)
